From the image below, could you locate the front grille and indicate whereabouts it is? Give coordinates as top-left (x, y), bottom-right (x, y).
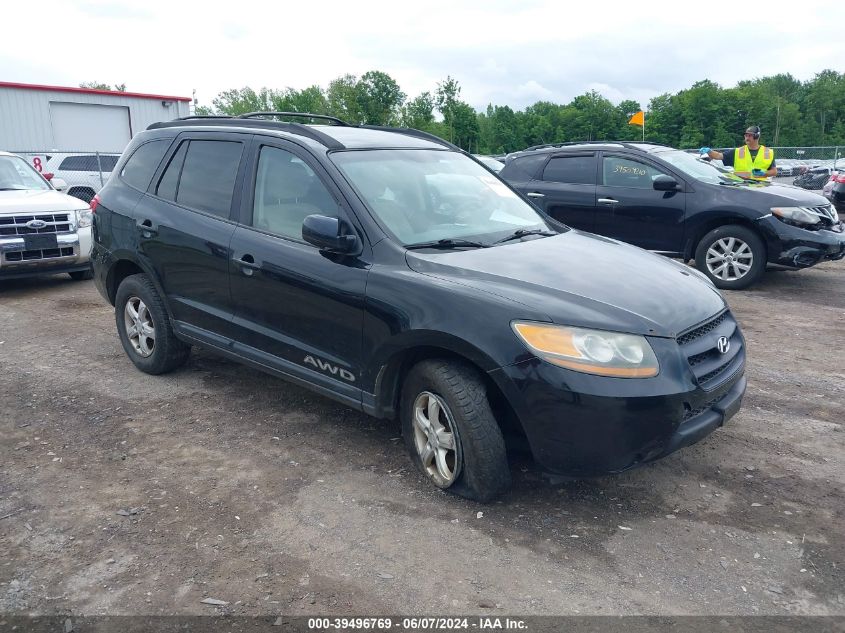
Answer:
top-left (0, 213), bottom-right (72, 236)
top-left (683, 392), bottom-right (728, 421)
top-left (5, 247), bottom-right (74, 262)
top-left (808, 205), bottom-right (836, 222)
top-left (677, 310), bottom-right (744, 391)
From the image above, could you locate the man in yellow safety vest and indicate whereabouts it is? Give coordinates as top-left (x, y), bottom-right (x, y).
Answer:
top-left (699, 126), bottom-right (777, 180)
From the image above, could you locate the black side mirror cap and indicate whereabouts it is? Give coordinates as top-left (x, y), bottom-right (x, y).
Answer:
top-left (302, 215), bottom-right (361, 255)
top-left (653, 175), bottom-right (681, 191)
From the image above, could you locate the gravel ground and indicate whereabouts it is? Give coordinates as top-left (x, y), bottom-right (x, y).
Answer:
top-left (1, 261), bottom-right (843, 618)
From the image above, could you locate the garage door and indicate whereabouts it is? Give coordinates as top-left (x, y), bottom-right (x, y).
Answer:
top-left (50, 102), bottom-right (131, 152)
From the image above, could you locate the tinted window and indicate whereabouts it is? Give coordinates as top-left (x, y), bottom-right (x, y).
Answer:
top-left (175, 140), bottom-right (243, 218)
top-left (500, 154), bottom-right (547, 180)
top-left (121, 141), bottom-right (171, 191)
top-left (542, 155), bottom-right (597, 185)
top-left (602, 156), bottom-right (666, 189)
top-left (155, 142), bottom-right (188, 201)
top-left (59, 155), bottom-right (119, 171)
top-left (252, 146), bottom-right (340, 239)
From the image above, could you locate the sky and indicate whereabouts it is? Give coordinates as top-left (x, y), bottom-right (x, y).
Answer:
top-left (3, 0), bottom-right (843, 113)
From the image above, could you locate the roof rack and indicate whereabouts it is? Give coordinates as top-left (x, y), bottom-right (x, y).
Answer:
top-left (237, 111), bottom-right (350, 126)
top-left (520, 140), bottom-right (674, 153)
top-left (146, 116), bottom-right (346, 150)
top-left (360, 125), bottom-right (461, 151)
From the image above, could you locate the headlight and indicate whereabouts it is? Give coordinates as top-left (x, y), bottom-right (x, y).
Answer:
top-left (771, 206), bottom-right (821, 226)
top-left (76, 209), bottom-right (93, 228)
top-left (512, 322), bottom-right (659, 378)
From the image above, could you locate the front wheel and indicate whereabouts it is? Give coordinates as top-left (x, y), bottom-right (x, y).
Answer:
top-left (694, 225), bottom-right (766, 290)
top-left (115, 274), bottom-right (190, 375)
top-left (400, 360), bottom-right (510, 502)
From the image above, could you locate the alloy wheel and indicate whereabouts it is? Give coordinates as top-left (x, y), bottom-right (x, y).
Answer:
top-left (705, 237), bottom-right (753, 281)
top-left (411, 391), bottom-right (460, 487)
top-left (123, 296), bottom-right (156, 357)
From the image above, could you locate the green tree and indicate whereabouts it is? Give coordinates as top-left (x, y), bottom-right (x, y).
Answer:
top-left (402, 92), bottom-right (436, 130)
top-left (80, 81), bottom-right (126, 92)
top-left (326, 74), bottom-right (364, 124)
top-left (357, 71), bottom-right (406, 126)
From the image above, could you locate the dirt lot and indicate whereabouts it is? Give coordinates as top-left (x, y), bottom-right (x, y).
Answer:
top-left (1, 262), bottom-right (843, 618)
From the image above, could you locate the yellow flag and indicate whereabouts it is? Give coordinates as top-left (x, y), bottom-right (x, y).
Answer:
top-left (628, 111), bottom-right (644, 127)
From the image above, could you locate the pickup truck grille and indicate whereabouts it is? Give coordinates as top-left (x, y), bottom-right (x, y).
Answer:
top-left (0, 213), bottom-right (72, 236)
top-left (677, 310), bottom-right (744, 391)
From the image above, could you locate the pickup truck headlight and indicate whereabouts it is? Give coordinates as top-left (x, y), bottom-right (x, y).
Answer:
top-left (771, 206), bottom-right (821, 226)
top-left (512, 322), bottom-right (659, 378)
top-left (76, 209), bottom-right (93, 228)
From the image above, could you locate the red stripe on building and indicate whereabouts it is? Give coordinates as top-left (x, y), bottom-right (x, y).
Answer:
top-left (0, 81), bottom-right (191, 102)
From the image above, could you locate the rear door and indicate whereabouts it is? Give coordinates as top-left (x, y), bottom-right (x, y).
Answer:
top-left (227, 138), bottom-right (368, 403)
top-left (594, 153), bottom-right (686, 253)
top-left (137, 132), bottom-right (249, 340)
top-left (531, 153), bottom-right (599, 231)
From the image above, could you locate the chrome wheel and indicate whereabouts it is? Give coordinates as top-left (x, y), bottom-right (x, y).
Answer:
top-left (123, 295), bottom-right (156, 357)
top-left (705, 237), bottom-right (753, 281)
top-left (411, 391), bottom-right (460, 488)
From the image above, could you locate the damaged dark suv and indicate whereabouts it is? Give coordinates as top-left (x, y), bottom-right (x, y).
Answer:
top-left (500, 142), bottom-right (845, 289)
top-left (91, 114), bottom-right (746, 501)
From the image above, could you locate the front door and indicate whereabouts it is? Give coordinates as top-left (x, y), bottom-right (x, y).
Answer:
top-left (228, 140), bottom-right (369, 403)
top-left (594, 153), bottom-right (686, 253)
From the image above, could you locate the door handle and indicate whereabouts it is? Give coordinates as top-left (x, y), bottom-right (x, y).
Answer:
top-left (136, 219), bottom-right (158, 237)
top-left (526, 192), bottom-right (545, 198)
top-left (233, 254), bottom-right (260, 276)
top-left (597, 198), bottom-right (619, 204)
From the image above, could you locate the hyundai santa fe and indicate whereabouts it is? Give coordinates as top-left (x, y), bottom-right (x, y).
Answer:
top-left (500, 142), bottom-right (845, 289)
top-left (91, 114), bottom-right (746, 501)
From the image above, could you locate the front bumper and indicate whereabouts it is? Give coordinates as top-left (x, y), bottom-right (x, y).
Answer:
top-left (0, 228), bottom-right (92, 279)
top-left (489, 314), bottom-right (746, 476)
top-left (758, 216), bottom-right (845, 268)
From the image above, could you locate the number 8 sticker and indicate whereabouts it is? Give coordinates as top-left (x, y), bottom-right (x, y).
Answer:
top-left (33, 157), bottom-right (42, 172)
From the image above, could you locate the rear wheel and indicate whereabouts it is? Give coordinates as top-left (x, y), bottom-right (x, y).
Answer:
top-left (115, 274), bottom-right (190, 374)
top-left (400, 360), bottom-right (510, 502)
top-left (694, 225), bottom-right (766, 290)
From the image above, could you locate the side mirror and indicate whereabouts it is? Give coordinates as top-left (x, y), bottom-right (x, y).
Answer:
top-left (653, 174), bottom-right (680, 191)
top-left (302, 215), bottom-right (360, 254)
top-left (51, 177), bottom-right (69, 192)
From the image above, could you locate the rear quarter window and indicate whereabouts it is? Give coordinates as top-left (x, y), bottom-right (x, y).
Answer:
top-left (120, 140), bottom-right (172, 191)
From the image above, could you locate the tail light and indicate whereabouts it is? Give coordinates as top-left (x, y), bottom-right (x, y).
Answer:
top-left (43, 172), bottom-right (54, 181)
top-left (90, 194), bottom-right (101, 213)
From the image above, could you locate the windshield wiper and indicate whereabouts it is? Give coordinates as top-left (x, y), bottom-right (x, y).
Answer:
top-left (0, 187), bottom-right (28, 191)
top-left (406, 238), bottom-right (490, 250)
top-left (492, 228), bottom-right (558, 244)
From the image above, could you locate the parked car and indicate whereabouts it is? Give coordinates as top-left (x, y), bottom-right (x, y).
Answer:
top-left (826, 166), bottom-right (845, 215)
top-left (45, 153), bottom-right (121, 203)
top-left (472, 154), bottom-right (505, 173)
top-left (0, 151), bottom-right (94, 281)
top-left (91, 114), bottom-right (747, 502)
top-left (499, 141), bottom-right (844, 290)
top-left (793, 166), bottom-right (835, 190)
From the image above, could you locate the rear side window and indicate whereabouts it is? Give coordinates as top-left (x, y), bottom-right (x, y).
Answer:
top-left (542, 155), bottom-right (597, 185)
top-left (120, 140), bottom-right (171, 191)
top-left (156, 140), bottom-right (243, 218)
top-left (59, 155), bottom-right (119, 171)
top-left (500, 154), bottom-right (547, 180)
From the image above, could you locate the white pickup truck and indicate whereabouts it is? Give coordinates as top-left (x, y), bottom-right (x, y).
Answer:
top-left (0, 151), bottom-right (93, 281)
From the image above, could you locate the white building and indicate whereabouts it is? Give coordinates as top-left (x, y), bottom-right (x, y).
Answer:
top-left (0, 81), bottom-right (191, 153)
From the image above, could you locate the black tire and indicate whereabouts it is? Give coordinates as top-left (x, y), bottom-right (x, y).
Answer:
top-left (400, 360), bottom-right (510, 502)
top-left (68, 269), bottom-right (93, 281)
top-left (694, 225), bottom-right (766, 290)
top-left (115, 274), bottom-right (190, 375)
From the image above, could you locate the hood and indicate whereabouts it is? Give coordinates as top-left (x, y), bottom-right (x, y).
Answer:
top-left (406, 231), bottom-right (725, 338)
top-left (0, 189), bottom-right (89, 213)
top-left (720, 181), bottom-right (831, 208)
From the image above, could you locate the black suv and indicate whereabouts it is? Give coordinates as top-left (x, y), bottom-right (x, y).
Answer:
top-left (91, 114), bottom-right (745, 501)
top-left (500, 142), bottom-right (845, 289)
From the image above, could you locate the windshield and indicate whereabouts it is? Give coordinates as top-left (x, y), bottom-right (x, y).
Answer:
top-left (331, 149), bottom-right (553, 246)
top-left (0, 155), bottom-right (51, 191)
top-left (657, 150), bottom-right (745, 185)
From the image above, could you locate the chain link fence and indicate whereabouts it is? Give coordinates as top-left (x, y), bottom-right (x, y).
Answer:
top-left (12, 150), bottom-right (121, 203)
top-left (765, 146), bottom-right (843, 189)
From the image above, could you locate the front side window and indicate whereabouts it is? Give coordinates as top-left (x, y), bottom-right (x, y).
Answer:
top-left (252, 146), bottom-right (341, 239)
top-left (602, 156), bottom-right (666, 189)
top-left (153, 140), bottom-right (243, 218)
top-left (331, 149), bottom-right (552, 245)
